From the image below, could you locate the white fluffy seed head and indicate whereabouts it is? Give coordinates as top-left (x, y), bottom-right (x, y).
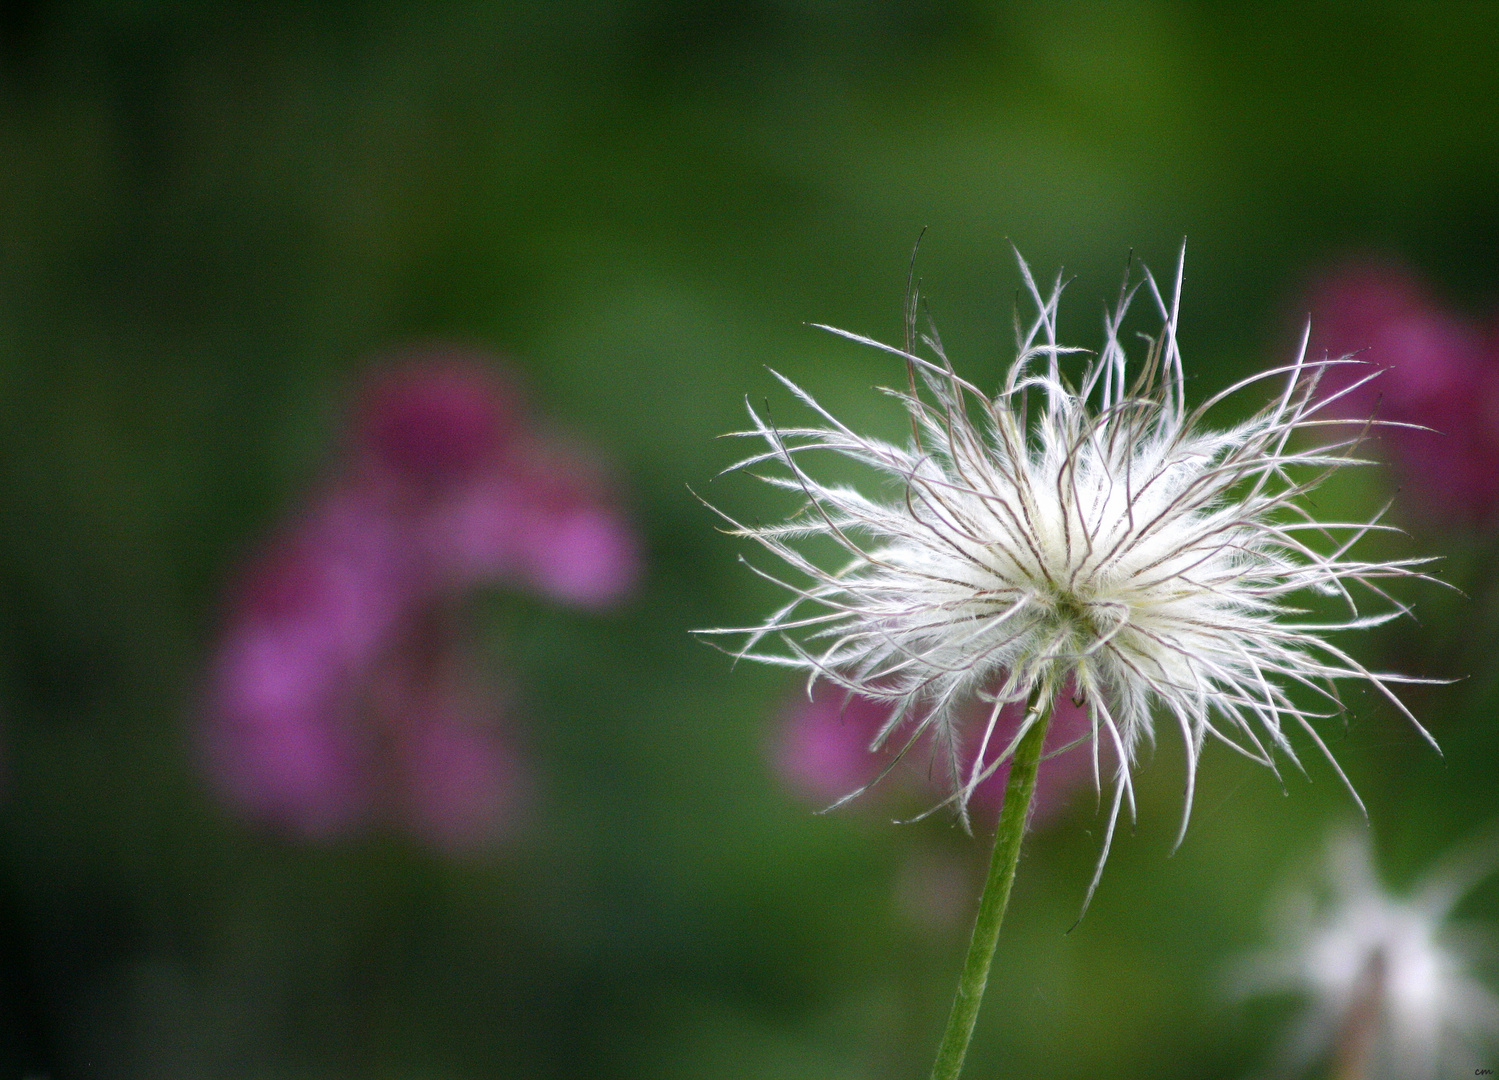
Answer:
top-left (702, 248), bottom-right (1437, 903)
top-left (1234, 829), bottom-right (1499, 1080)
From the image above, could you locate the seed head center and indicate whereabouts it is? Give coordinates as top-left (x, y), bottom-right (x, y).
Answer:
top-left (1048, 586), bottom-right (1101, 634)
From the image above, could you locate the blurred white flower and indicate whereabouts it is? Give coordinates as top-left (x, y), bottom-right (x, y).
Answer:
top-left (703, 249), bottom-right (1435, 903)
top-left (1235, 828), bottom-right (1499, 1080)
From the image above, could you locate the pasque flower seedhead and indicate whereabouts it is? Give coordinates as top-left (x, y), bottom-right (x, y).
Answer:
top-left (703, 249), bottom-right (1436, 903)
top-left (1235, 828), bottom-right (1499, 1080)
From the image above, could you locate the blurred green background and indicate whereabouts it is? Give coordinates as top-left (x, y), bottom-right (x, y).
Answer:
top-left (2, 1), bottom-right (1498, 1076)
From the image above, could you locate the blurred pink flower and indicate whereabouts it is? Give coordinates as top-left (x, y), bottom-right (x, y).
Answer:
top-left (355, 355), bottom-right (521, 483)
top-left (202, 349), bottom-right (638, 847)
top-left (775, 684), bottom-right (1095, 827)
top-left (399, 705), bottom-right (527, 853)
top-left (353, 352), bottom-right (639, 605)
top-left (1305, 261), bottom-right (1499, 523)
top-left (417, 434), bottom-right (639, 606)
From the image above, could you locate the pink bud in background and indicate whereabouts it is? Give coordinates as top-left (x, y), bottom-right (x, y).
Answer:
top-left (964, 692), bottom-right (1095, 822)
top-left (495, 438), bottom-right (640, 607)
top-left (202, 493), bottom-right (413, 836)
top-left (420, 434), bottom-right (639, 608)
top-left (1305, 261), bottom-right (1499, 523)
top-left (201, 347), bottom-right (640, 848)
top-left (775, 684), bottom-right (1095, 826)
top-left (354, 352), bottom-right (520, 485)
top-left (776, 691), bottom-right (892, 805)
top-left (350, 349), bottom-right (638, 608)
top-left (399, 706), bottom-right (527, 853)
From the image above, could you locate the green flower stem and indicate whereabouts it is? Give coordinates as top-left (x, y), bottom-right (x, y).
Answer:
top-left (928, 694), bottom-right (1053, 1080)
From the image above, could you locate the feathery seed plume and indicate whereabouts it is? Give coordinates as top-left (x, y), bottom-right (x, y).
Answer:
top-left (703, 249), bottom-right (1436, 905)
top-left (1235, 828), bottom-right (1499, 1080)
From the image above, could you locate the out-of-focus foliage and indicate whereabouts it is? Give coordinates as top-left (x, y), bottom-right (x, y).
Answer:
top-left (1, 2), bottom-right (1498, 1077)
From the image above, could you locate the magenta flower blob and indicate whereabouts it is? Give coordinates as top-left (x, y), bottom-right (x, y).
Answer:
top-left (418, 436), bottom-right (639, 607)
top-left (201, 349), bottom-right (639, 847)
top-left (400, 707), bottom-right (528, 853)
top-left (355, 353), bottom-right (519, 483)
top-left (776, 691), bottom-right (892, 805)
top-left (776, 684), bottom-right (1095, 827)
top-left (1306, 261), bottom-right (1499, 523)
